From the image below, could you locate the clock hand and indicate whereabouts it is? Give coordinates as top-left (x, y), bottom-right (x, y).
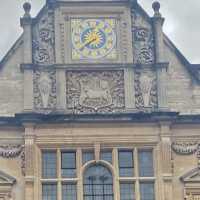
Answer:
top-left (79, 36), bottom-right (97, 50)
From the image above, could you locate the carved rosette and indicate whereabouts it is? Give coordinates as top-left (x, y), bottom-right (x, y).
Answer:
top-left (134, 69), bottom-right (157, 109)
top-left (0, 145), bottom-right (25, 175)
top-left (66, 70), bottom-right (125, 113)
top-left (32, 10), bottom-right (55, 65)
top-left (172, 142), bottom-right (198, 155)
top-left (131, 9), bottom-right (155, 64)
top-left (33, 70), bottom-right (56, 112)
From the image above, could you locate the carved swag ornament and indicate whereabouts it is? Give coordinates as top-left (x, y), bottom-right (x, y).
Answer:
top-left (134, 69), bottom-right (157, 109)
top-left (32, 10), bottom-right (55, 65)
top-left (66, 70), bottom-right (125, 113)
top-left (33, 70), bottom-right (56, 112)
top-left (0, 145), bottom-right (25, 176)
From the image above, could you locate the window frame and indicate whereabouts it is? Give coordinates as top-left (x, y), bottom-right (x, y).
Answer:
top-left (39, 146), bottom-right (156, 200)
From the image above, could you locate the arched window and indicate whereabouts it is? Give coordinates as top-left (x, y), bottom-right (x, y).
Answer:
top-left (83, 164), bottom-right (114, 200)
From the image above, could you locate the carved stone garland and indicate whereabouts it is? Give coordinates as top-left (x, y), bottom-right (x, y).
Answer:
top-left (0, 145), bottom-right (25, 176)
top-left (32, 10), bottom-right (55, 65)
top-left (66, 70), bottom-right (125, 113)
top-left (134, 69), bottom-right (157, 109)
top-left (33, 70), bottom-right (56, 112)
top-left (131, 9), bottom-right (155, 64)
top-left (172, 141), bottom-right (200, 168)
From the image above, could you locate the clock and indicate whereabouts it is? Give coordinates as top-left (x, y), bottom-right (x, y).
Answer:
top-left (71, 18), bottom-right (117, 60)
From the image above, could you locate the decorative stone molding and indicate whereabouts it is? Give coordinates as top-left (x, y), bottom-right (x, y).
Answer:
top-left (33, 70), bottom-right (57, 113)
top-left (172, 142), bottom-right (198, 155)
top-left (134, 69), bottom-right (157, 108)
top-left (0, 170), bottom-right (16, 200)
top-left (180, 167), bottom-right (200, 200)
top-left (66, 70), bottom-right (125, 113)
top-left (0, 145), bottom-right (25, 176)
top-left (32, 10), bottom-right (55, 65)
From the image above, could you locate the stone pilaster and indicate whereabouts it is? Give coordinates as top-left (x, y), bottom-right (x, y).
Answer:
top-left (23, 123), bottom-right (35, 200)
top-left (159, 121), bottom-right (173, 200)
top-left (56, 69), bottom-right (66, 111)
top-left (20, 3), bottom-right (34, 112)
top-left (152, 2), bottom-right (168, 109)
top-left (124, 67), bottom-right (135, 110)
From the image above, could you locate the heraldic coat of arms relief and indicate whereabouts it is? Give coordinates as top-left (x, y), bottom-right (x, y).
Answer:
top-left (66, 70), bottom-right (125, 113)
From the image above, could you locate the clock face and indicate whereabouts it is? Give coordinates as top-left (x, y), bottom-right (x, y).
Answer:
top-left (71, 18), bottom-right (117, 60)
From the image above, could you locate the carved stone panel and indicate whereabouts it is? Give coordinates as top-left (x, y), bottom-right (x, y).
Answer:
top-left (32, 10), bottom-right (55, 65)
top-left (66, 70), bottom-right (125, 113)
top-left (134, 69), bottom-right (157, 109)
top-left (131, 8), bottom-right (155, 64)
top-left (33, 70), bottom-right (56, 112)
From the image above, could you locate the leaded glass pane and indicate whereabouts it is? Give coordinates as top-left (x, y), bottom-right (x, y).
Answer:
top-left (42, 184), bottom-right (57, 200)
top-left (84, 165), bottom-right (113, 200)
top-left (138, 150), bottom-right (154, 177)
top-left (101, 151), bottom-right (112, 163)
top-left (140, 183), bottom-right (155, 200)
top-left (42, 151), bottom-right (57, 178)
top-left (120, 183), bottom-right (135, 200)
top-left (62, 184), bottom-right (77, 200)
top-left (61, 152), bottom-right (76, 178)
top-left (82, 151), bottom-right (94, 165)
top-left (118, 150), bottom-right (134, 177)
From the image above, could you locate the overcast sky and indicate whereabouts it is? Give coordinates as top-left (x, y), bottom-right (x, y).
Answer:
top-left (0, 0), bottom-right (199, 63)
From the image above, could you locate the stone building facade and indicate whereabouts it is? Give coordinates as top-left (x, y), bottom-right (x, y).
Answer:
top-left (0, 0), bottom-right (200, 200)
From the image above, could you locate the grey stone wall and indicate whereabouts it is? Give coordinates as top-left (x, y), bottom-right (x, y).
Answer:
top-left (0, 45), bottom-right (23, 116)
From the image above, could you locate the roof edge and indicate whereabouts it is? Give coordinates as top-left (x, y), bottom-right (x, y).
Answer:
top-left (0, 34), bottom-right (23, 70)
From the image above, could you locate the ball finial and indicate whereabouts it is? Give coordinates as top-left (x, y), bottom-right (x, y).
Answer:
top-left (152, 1), bottom-right (160, 13)
top-left (23, 2), bottom-right (31, 16)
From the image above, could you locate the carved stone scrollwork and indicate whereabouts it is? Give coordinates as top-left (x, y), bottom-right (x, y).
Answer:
top-left (171, 142), bottom-right (198, 155)
top-left (33, 70), bottom-right (56, 112)
top-left (134, 69), bottom-right (157, 108)
top-left (132, 26), bottom-right (155, 64)
top-left (32, 11), bottom-right (55, 65)
top-left (0, 145), bottom-right (25, 176)
top-left (66, 70), bottom-right (125, 113)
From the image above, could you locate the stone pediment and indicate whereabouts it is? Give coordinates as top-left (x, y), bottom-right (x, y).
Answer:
top-left (0, 170), bottom-right (16, 186)
top-left (180, 168), bottom-right (200, 183)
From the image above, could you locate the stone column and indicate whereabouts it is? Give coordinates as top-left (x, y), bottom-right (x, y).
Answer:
top-left (159, 121), bottom-right (173, 200)
top-left (23, 123), bottom-right (35, 200)
top-left (152, 2), bottom-right (168, 110)
top-left (20, 2), bottom-right (33, 111)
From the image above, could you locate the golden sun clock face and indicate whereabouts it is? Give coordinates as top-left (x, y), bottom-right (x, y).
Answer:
top-left (71, 18), bottom-right (117, 60)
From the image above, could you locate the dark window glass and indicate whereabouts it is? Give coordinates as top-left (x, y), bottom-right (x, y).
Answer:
top-left (120, 183), bottom-right (135, 200)
top-left (138, 150), bottom-right (154, 177)
top-left (42, 151), bottom-right (57, 178)
top-left (42, 184), bottom-right (57, 200)
top-left (140, 183), bottom-right (155, 200)
top-left (82, 151), bottom-right (94, 164)
top-left (101, 151), bottom-right (112, 163)
top-left (62, 184), bottom-right (77, 200)
top-left (61, 152), bottom-right (76, 178)
top-left (118, 150), bottom-right (134, 177)
top-left (83, 164), bottom-right (113, 200)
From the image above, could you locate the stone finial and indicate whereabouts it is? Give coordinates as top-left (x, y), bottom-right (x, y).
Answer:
top-left (152, 1), bottom-right (162, 17)
top-left (23, 2), bottom-right (31, 18)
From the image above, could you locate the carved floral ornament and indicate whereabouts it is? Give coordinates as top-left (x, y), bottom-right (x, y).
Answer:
top-left (0, 145), bottom-right (25, 176)
top-left (32, 10), bottom-right (55, 65)
top-left (134, 69), bottom-right (157, 109)
top-left (33, 70), bottom-right (57, 113)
